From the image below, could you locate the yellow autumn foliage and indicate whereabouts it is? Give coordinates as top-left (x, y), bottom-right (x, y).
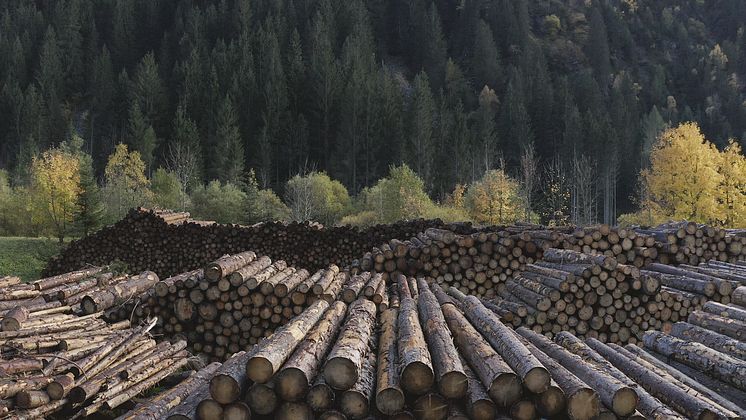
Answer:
top-left (621, 122), bottom-right (746, 227)
top-left (30, 147), bottom-right (81, 242)
top-left (466, 169), bottom-right (522, 225)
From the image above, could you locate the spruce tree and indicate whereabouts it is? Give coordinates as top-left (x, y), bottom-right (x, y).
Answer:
top-left (587, 7), bottom-right (612, 91)
top-left (472, 20), bottom-right (502, 90)
top-left (215, 95), bottom-right (244, 185)
top-left (407, 71), bottom-right (435, 187)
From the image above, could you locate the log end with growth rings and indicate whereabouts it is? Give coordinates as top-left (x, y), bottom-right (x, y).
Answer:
top-left (274, 367), bottom-right (309, 401)
top-left (488, 373), bottom-right (522, 407)
top-left (209, 373), bottom-right (242, 405)
top-left (438, 370), bottom-right (468, 399)
top-left (400, 361), bottom-right (435, 396)
top-left (324, 357), bottom-right (358, 390)
top-left (376, 387), bottom-right (405, 415)
top-left (245, 356), bottom-right (274, 384)
top-left (524, 366), bottom-right (551, 394)
top-left (567, 388), bottom-right (601, 420)
top-left (611, 387), bottom-right (639, 418)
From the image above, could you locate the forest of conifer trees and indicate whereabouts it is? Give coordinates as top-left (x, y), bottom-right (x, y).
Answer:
top-left (1, 0), bottom-right (745, 227)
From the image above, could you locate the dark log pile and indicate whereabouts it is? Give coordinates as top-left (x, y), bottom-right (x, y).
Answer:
top-left (44, 208), bottom-right (447, 278)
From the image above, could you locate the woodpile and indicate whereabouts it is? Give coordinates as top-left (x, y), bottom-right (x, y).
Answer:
top-left (637, 221), bottom-right (746, 265)
top-left (154, 275), bottom-right (746, 420)
top-left (103, 251), bottom-right (388, 362)
top-left (44, 208), bottom-right (447, 278)
top-left (0, 307), bottom-right (191, 419)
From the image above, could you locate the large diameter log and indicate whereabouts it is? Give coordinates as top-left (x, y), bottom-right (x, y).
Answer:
top-left (245, 381), bottom-right (277, 415)
top-left (1, 307), bottom-right (29, 331)
top-left (247, 299), bottom-right (329, 383)
top-left (375, 308), bottom-right (405, 416)
top-left (459, 294), bottom-right (549, 393)
top-left (275, 300), bottom-right (348, 401)
top-left (416, 279), bottom-right (467, 399)
top-left (276, 401), bottom-right (313, 420)
top-left (412, 392), bottom-right (449, 420)
top-left (119, 362), bottom-right (221, 420)
top-left (229, 256), bottom-right (272, 286)
top-left (688, 310), bottom-right (746, 340)
top-left (340, 339), bottom-right (376, 420)
top-left (323, 299), bottom-right (377, 391)
top-left (643, 331), bottom-right (746, 391)
top-left (440, 301), bottom-right (521, 407)
top-left (210, 351), bottom-right (251, 404)
top-left (733, 286), bottom-right (746, 306)
top-left (461, 360), bottom-right (496, 420)
top-left (514, 333), bottom-right (599, 420)
top-left (205, 251), bottom-right (256, 281)
top-left (586, 338), bottom-right (715, 420)
top-left (516, 327), bottom-right (638, 417)
top-left (307, 374), bottom-right (334, 411)
top-left (397, 293), bottom-right (434, 396)
top-left (670, 322), bottom-right (746, 361)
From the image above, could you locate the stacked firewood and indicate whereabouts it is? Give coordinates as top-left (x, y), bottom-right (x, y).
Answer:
top-left (44, 208), bottom-right (447, 278)
top-left (636, 221), bottom-right (746, 265)
top-left (159, 275), bottom-right (744, 420)
top-left (0, 307), bottom-right (191, 419)
top-left (103, 251), bottom-right (389, 362)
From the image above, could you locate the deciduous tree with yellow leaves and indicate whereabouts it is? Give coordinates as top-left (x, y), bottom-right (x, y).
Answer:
top-left (466, 169), bottom-right (522, 225)
top-left (103, 143), bottom-right (153, 222)
top-left (30, 146), bottom-right (81, 243)
top-left (621, 122), bottom-right (746, 227)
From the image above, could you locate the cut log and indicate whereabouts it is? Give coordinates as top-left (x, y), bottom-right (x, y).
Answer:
top-left (397, 285), bottom-right (434, 396)
top-left (516, 327), bottom-right (637, 417)
top-left (210, 351), bottom-right (251, 404)
top-left (439, 296), bottom-right (521, 407)
top-left (205, 251), bottom-right (256, 281)
top-left (323, 299), bottom-right (377, 391)
top-left (456, 293), bottom-right (550, 393)
top-left (586, 337), bottom-right (716, 420)
top-left (416, 278), bottom-right (467, 399)
top-left (688, 310), bottom-right (746, 340)
top-left (375, 308), bottom-right (405, 416)
top-left (247, 299), bottom-right (329, 383)
top-left (276, 300), bottom-right (348, 401)
top-left (643, 331), bottom-right (746, 391)
top-left (670, 322), bottom-right (746, 361)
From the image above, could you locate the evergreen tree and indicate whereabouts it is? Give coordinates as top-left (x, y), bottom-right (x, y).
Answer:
top-left (126, 102), bottom-right (157, 176)
top-left (472, 19), bottom-right (502, 91)
top-left (131, 52), bottom-right (168, 134)
top-left (421, 3), bottom-right (447, 90)
top-left (499, 69), bottom-right (534, 161)
top-left (215, 95), bottom-right (244, 184)
top-left (310, 11), bottom-right (341, 170)
top-left (75, 145), bottom-right (105, 236)
top-left (407, 71), bottom-right (435, 187)
top-left (587, 7), bottom-right (612, 91)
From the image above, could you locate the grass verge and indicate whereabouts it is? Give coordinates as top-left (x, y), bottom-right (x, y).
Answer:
top-left (0, 237), bottom-right (63, 282)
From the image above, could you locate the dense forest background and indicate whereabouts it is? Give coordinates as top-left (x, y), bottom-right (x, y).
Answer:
top-left (1, 0), bottom-right (746, 228)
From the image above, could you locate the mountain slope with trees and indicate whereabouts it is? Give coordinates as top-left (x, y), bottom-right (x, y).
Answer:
top-left (0, 0), bottom-right (745, 228)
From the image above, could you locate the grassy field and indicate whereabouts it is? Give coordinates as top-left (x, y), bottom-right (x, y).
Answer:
top-left (0, 237), bottom-right (64, 282)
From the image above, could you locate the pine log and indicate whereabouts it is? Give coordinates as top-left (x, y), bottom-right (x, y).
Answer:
top-left (461, 360), bottom-right (496, 420)
top-left (210, 351), bottom-right (251, 404)
top-left (516, 327), bottom-right (638, 417)
top-left (439, 300), bottom-right (521, 407)
top-left (416, 278), bottom-right (467, 399)
top-left (515, 333), bottom-right (599, 420)
top-left (586, 337), bottom-right (717, 420)
top-left (245, 380), bottom-right (277, 415)
top-left (205, 251), bottom-right (256, 281)
top-left (323, 299), bottom-right (377, 391)
top-left (397, 292), bottom-right (434, 396)
top-left (375, 308), bottom-right (405, 416)
top-left (457, 293), bottom-right (550, 393)
top-left (670, 322), bottom-right (746, 361)
top-left (643, 331), bottom-right (746, 391)
top-left (1, 307), bottom-right (29, 331)
top-left (276, 401), bottom-right (313, 420)
top-left (247, 299), bottom-right (329, 383)
top-left (703, 301), bottom-right (746, 322)
top-left (412, 392), bottom-right (449, 420)
top-left (276, 300), bottom-right (347, 401)
top-left (307, 374), bottom-right (334, 412)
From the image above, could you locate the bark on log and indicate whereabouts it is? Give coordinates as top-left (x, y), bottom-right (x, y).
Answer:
top-left (275, 300), bottom-right (347, 401)
top-left (375, 308), bottom-right (405, 416)
top-left (643, 331), bottom-right (746, 391)
top-left (416, 278), bottom-right (467, 399)
top-left (516, 327), bottom-right (638, 417)
top-left (323, 299), bottom-right (377, 391)
top-left (670, 322), bottom-right (746, 361)
top-left (210, 351), bottom-right (251, 404)
top-left (458, 294), bottom-right (550, 393)
top-left (397, 291), bottom-right (434, 396)
top-left (247, 299), bottom-right (329, 383)
top-left (205, 251), bottom-right (256, 281)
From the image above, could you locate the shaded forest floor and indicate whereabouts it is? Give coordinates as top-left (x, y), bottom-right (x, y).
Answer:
top-left (0, 237), bottom-right (63, 281)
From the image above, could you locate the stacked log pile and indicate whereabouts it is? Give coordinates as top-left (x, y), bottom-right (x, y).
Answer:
top-left (103, 251), bottom-right (388, 362)
top-left (157, 275), bottom-right (746, 420)
top-left (0, 307), bottom-right (191, 419)
top-left (45, 208), bottom-right (447, 278)
top-left (636, 221), bottom-right (746, 265)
